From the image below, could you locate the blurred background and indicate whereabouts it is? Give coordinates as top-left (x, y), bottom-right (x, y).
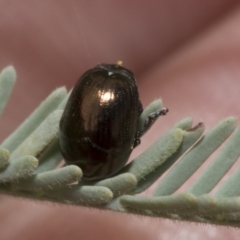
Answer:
top-left (1, 0), bottom-right (240, 239)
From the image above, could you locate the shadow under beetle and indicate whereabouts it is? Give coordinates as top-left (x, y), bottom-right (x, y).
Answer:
top-left (59, 63), bottom-right (168, 181)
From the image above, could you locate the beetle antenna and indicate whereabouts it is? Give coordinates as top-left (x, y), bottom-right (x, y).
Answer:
top-left (116, 60), bottom-right (123, 66)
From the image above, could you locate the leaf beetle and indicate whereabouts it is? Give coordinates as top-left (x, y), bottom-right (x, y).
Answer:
top-left (59, 63), bottom-right (168, 181)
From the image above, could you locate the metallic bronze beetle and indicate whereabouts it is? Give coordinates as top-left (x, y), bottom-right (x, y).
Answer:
top-left (59, 63), bottom-right (168, 181)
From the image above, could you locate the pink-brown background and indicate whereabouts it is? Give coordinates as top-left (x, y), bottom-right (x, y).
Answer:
top-left (0, 0), bottom-right (240, 239)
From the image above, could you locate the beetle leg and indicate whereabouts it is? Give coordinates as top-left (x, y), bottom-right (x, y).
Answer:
top-left (133, 132), bottom-right (141, 148)
top-left (133, 108), bottom-right (169, 149)
top-left (140, 108), bottom-right (169, 136)
top-left (83, 137), bottom-right (121, 154)
top-left (83, 137), bottom-right (112, 154)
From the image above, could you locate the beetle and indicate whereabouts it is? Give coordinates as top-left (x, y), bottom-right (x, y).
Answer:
top-left (59, 63), bottom-right (168, 181)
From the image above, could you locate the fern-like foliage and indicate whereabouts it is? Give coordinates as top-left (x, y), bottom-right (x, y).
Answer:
top-left (0, 66), bottom-right (239, 227)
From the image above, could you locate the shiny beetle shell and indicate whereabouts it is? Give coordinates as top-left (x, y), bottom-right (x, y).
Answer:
top-left (59, 64), bottom-right (143, 181)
